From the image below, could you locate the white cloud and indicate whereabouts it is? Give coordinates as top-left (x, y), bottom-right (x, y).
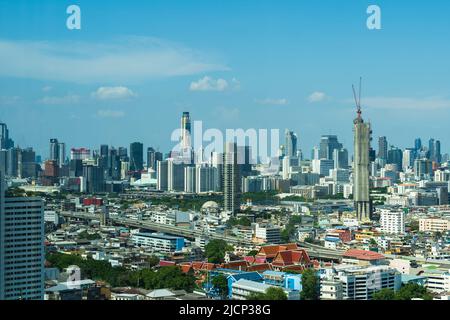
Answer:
top-left (38, 94), bottom-right (80, 105)
top-left (190, 76), bottom-right (229, 92)
top-left (42, 86), bottom-right (52, 92)
top-left (0, 37), bottom-right (228, 84)
top-left (92, 86), bottom-right (136, 100)
top-left (256, 98), bottom-right (289, 105)
top-left (307, 91), bottom-right (327, 103)
top-left (0, 96), bottom-right (20, 105)
top-left (362, 96), bottom-right (450, 110)
top-left (96, 109), bottom-right (125, 118)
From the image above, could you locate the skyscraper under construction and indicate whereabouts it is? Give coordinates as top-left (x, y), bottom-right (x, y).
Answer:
top-left (352, 80), bottom-right (372, 222)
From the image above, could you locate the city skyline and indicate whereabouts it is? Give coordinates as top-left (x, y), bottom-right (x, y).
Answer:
top-left (1, 0), bottom-right (450, 156)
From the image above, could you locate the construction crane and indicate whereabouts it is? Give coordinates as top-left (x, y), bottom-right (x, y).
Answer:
top-left (352, 77), bottom-right (362, 118)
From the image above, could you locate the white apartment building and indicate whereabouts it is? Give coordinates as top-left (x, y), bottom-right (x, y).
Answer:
top-left (422, 270), bottom-right (450, 293)
top-left (131, 232), bottom-right (185, 253)
top-left (419, 218), bottom-right (450, 232)
top-left (320, 278), bottom-right (344, 300)
top-left (323, 265), bottom-right (401, 300)
top-left (380, 210), bottom-right (405, 234)
top-left (231, 279), bottom-right (299, 300)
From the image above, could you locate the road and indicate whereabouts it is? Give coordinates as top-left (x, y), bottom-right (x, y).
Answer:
top-left (59, 211), bottom-right (255, 246)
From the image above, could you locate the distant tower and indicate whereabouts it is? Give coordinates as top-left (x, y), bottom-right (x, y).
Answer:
top-left (352, 79), bottom-right (372, 222)
top-left (180, 112), bottom-right (191, 149)
top-left (223, 142), bottom-right (241, 215)
top-left (285, 129), bottom-right (298, 157)
top-left (129, 142), bottom-right (144, 172)
top-left (377, 136), bottom-right (388, 161)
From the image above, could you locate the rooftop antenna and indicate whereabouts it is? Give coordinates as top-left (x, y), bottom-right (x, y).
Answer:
top-left (352, 77), bottom-right (362, 118)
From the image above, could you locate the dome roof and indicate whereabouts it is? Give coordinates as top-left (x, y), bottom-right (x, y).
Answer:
top-left (201, 201), bottom-right (219, 210)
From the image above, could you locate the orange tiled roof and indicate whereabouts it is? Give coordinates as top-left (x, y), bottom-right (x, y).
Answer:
top-left (272, 249), bottom-right (311, 267)
top-left (247, 263), bottom-right (272, 272)
top-left (256, 243), bottom-right (298, 259)
top-left (220, 260), bottom-right (249, 271)
top-left (343, 249), bottom-right (385, 261)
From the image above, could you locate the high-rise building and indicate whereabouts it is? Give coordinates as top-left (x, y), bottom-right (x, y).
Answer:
top-left (184, 166), bottom-right (196, 193)
top-left (237, 145), bottom-right (253, 177)
top-left (147, 147), bottom-right (162, 171)
top-left (402, 149), bottom-right (414, 172)
top-left (157, 160), bottom-right (169, 191)
top-left (70, 148), bottom-right (90, 161)
top-left (6, 148), bottom-right (20, 177)
top-left (0, 123), bottom-right (14, 150)
top-left (429, 139), bottom-right (442, 163)
top-left (181, 112), bottom-right (191, 149)
top-left (377, 136), bottom-right (388, 160)
top-left (435, 140), bottom-right (442, 163)
top-left (285, 129), bottom-right (298, 157)
top-left (108, 148), bottom-right (121, 180)
top-left (223, 142), bottom-right (241, 214)
top-left (69, 159), bottom-right (83, 177)
top-left (414, 159), bottom-right (433, 179)
top-left (333, 148), bottom-right (349, 169)
top-left (0, 150), bottom-right (7, 175)
top-left (380, 210), bottom-right (405, 234)
top-left (0, 172), bottom-right (45, 300)
top-left (353, 103), bottom-right (372, 221)
top-left (49, 139), bottom-right (65, 167)
top-left (414, 138), bottom-right (422, 152)
top-left (118, 147), bottom-right (128, 161)
top-left (319, 135), bottom-right (342, 160)
top-left (58, 142), bottom-right (66, 167)
top-left (168, 159), bottom-right (185, 192)
top-left (196, 165), bottom-right (219, 193)
top-left (82, 165), bottom-right (104, 194)
top-left (387, 146), bottom-right (403, 171)
top-left (19, 148), bottom-right (36, 179)
top-left (129, 142), bottom-right (144, 172)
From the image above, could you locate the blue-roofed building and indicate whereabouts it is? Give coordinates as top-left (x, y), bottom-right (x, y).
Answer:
top-left (131, 232), bottom-right (184, 253)
top-left (401, 274), bottom-right (427, 286)
top-left (226, 272), bottom-right (263, 299)
top-left (285, 274), bottom-right (302, 291)
top-left (231, 279), bottom-right (300, 300)
top-left (324, 236), bottom-right (341, 250)
top-left (262, 270), bottom-right (302, 291)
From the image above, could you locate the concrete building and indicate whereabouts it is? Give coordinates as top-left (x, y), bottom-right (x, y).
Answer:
top-left (0, 173), bottom-right (44, 300)
top-left (168, 159), bottom-right (185, 192)
top-left (419, 218), bottom-right (450, 232)
top-left (326, 265), bottom-right (401, 300)
top-left (353, 103), bottom-right (372, 222)
top-left (254, 223), bottom-right (281, 244)
top-left (132, 232), bottom-right (185, 254)
top-left (231, 279), bottom-right (299, 300)
top-left (157, 160), bottom-right (169, 191)
top-left (380, 210), bottom-right (405, 235)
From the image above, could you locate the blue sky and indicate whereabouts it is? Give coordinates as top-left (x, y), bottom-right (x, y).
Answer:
top-left (1, 0), bottom-right (450, 158)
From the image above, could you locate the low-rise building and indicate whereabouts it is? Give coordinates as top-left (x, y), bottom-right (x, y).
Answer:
top-left (132, 232), bottom-right (184, 253)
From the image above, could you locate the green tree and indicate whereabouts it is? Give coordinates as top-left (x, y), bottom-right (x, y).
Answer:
top-left (247, 287), bottom-right (287, 300)
top-left (204, 239), bottom-right (234, 264)
top-left (395, 283), bottom-right (433, 300)
top-left (211, 274), bottom-right (229, 299)
top-left (372, 288), bottom-right (396, 300)
top-left (300, 269), bottom-right (319, 300)
top-left (146, 255), bottom-right (160, 268)
top-left (264, 287), bottom-right (288, 300)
